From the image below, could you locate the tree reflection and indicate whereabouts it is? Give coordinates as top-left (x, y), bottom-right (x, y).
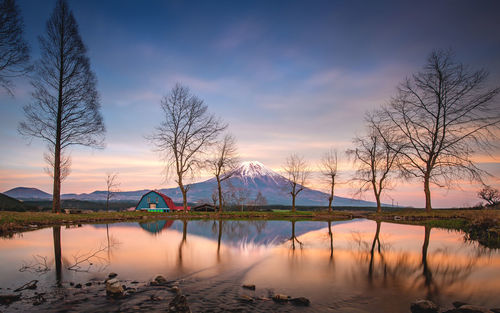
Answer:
top-left (53, 226), bottom-right (62, 286)
top-left (217, 219), bottom-right (223, 262)
top-left (288, 220), bottom-right (303, 251)
top-left (355, 221), bottom-right (478, 303)
top-left (328, 220), bottom-right (334, 262)
top-left (177, 219), bottom-right (188, 269)
top-left (368, 220), bottom-right (382, 284)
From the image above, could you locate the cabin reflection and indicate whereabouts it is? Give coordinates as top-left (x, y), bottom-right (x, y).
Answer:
top-left (138, 220), bottom-right (174, 234)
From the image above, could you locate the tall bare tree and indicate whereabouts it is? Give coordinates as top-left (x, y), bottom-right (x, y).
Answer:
top-left (347, 120), bottom-right (401, 213)
top-left (208, 134), bottom-right (238, 212)
top-left (0, 0), bottom-right (31, 95)
top-left (282, 154), bottom-right (310, 212)
top-left (320, 149), bottom-right (339, 212)
top-left (380, 49), bottom-right (500, 212)
top-left (19, 0), bottom-right (105, 213)
top-left (150, 83), bottom-right (226, 211)
top-left (105, 172), bottom-right (120, 210)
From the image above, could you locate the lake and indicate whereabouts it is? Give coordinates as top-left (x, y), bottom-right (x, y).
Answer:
top-left (1, 218), bottom-right (499, 312)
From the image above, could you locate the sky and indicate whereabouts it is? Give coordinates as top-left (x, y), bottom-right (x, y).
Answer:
top-left (1, 0), bottom-right (499, 208)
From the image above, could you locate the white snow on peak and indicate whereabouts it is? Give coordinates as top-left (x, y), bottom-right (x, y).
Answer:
top-left (237, 161), bottom-right (277, 178)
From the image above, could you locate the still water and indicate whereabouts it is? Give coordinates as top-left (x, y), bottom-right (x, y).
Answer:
top-left (1, 219), bottom-right (499, 312)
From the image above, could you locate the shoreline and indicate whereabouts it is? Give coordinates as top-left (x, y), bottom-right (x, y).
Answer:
top-left (1, 209), bottom-right (499, 246)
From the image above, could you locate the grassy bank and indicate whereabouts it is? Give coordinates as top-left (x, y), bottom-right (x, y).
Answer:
top-left (368, 209), bottom-right (500, 248)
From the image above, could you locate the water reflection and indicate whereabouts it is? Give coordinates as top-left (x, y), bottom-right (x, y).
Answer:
top-left (1, 219), bottom-right (499, 312)
top-left (53, 226), bottom-right (62, 286)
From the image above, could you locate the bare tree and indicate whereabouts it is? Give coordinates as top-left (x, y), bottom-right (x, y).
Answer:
top-left (478, 185), bottom-right (500, 206)
top-left (232, 186), bottom-right (250, 212)
top-left (150, 84), bottom-right (226, 211)
top-left (0, 0), bottom-right (31, 95)
top-left (282, 154), bottom-right (310, 212)
top-left (18, 0), bottom-right (105, 213)
top-left (347, 120), bottom-right (401, 213)
top-left (379, 49), bottom-right (500, 212)
top-left (208, 134), bottom-right (238, 212)
top-left (253, 191), bottom-right (267, 210)
top-left (320, 149), bottom-right (339, 212)
top-left (105, 172), bottom-right (120, 210)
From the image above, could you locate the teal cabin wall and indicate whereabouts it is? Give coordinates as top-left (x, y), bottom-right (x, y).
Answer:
top-left (135, 191), bottom-right (170, 212)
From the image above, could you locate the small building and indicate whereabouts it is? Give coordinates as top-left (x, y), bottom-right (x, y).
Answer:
top-left (135, 190), bottom-right (186, 212)
top-left (191, 203), bottom-right (216, 212)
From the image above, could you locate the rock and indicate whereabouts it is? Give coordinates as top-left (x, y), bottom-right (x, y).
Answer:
top-left (108, 272), bottom-right (118, 279)
top-left (242, 284), bottom-right (256, 290)
top-left (150, 294), bottom-right (162, 301)
top-left (131, 281), bottom-right (139, 284)
top-left (239, 294), bottom-right (254, 302)
top-left (168, 294), bottom-right (191, 313)
top-left (0, 294), bottom-right (21, 305)
top-left (272, 294), bottom-right (289, 303)
top-left (70, 282), bottom-right (74, 286)
top-left (454, 302), bottom-right (470, 308)
top-left (410, 299), bottom-right (439, 313)
top-left (32, 293), bottom-right (46, 306)
top-left (85, 282), bottom-right (92, 287)
top-left (170, 286), bottom-right (180, 294)
top-left (154, 275), bottom-right (167, 284)
top-left (106, 278), bottom-right (124, 297)
top-left (75, 283), bottom-right (82, 288)
top-left (290, 297), bottom-right (310, 306)
top-left (453, 305), bottom-right (493, 313)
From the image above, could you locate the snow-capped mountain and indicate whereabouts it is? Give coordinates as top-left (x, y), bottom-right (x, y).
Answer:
top-left (159, 161), bottom-right (375, 207)
top-left (4, 161), bottom-right (376, 207)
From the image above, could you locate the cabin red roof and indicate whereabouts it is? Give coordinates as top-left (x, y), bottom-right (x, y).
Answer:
top-left (154, 190), bottom-right (189, 211)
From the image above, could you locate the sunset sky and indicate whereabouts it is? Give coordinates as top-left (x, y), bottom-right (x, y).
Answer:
top-left (1, 0), bottom-right (499, 208)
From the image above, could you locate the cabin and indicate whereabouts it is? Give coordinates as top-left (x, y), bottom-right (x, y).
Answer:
top-left (191, 203), bottom-right (216, 212)
top-left (135, 190), bottom-right (186, 212)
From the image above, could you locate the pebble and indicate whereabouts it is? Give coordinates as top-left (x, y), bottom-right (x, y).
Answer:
top-left (242, 284), bottom-right (256, 290)
top-left (108, 273), bottom-right (118, 278)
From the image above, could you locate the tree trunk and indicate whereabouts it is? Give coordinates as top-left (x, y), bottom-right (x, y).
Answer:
top-left (217, 175), bottom-right (223, 212)
top-left (179, 180), bottom-right (188, 212)
top-left (328, 182), bottom-right (334, 212)
top-left (424, 175), bottom-right (432, 213)
top-left (292, 194), bottom-right (296, 212)
top-left (53, 226), bottom-right (62, 286)
top-left (52, 12), bottom-right (65, 214)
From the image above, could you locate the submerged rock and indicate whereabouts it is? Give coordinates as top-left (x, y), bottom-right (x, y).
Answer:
top-left (152, 275), bottom-right (168, 286)
top-left (290, 297), bottom-right (310, 306)
top-left (272, 294), bottom-right (289, 303)
top-left (168, 294), bottom-right (191, 313)
top-left (410, 299), bottom-right (439, 313)
top-left (242, 284), bottom-right (256, 290)
top-left (452, 305), bottom-right (493, 313)
top-left (0, 293), bottom-right (21, 305)
top-left (108, 272), bottom-right (118, 279)
top-left (454, 302), bottom-right (470, 308)
top-left (106, 278), bottom-right (124, 297)
top-left (238, 294), bottom-right (254, 302)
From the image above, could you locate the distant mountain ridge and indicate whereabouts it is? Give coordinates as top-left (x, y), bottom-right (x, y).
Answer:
top-left (3, 187), bottom-right (52, 200)
top-left (3, 161), bottom-right (376, 207)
